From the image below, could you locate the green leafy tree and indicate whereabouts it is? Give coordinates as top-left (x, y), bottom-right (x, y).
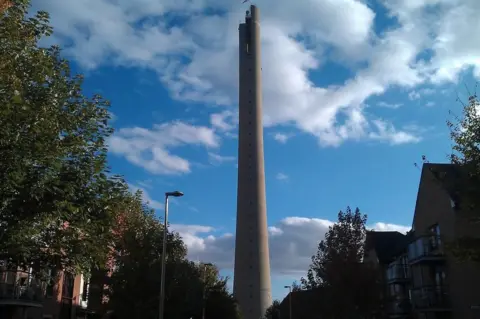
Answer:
top-left (263, 300), bottom-right (281, 319)
top-left (444, 94), bottom-right (480, 261)
top-left (106, 192), bottom-right (187, 318)
top-left (0, 0), bottom-right (124, 274)
top-left (203, 270), bottom-right (241, 319)
top-left (300, 207), bottom-right (382, 319)
top-left (107, 195), bottom-right (240, 319)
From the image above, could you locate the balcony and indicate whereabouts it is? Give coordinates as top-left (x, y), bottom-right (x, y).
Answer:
top-left (386, 262), bottom-right (410, 284)
top-left (408, 235), bottom-right (445, 265)
top-left (410, 285), bottom-right (451, 312)
top-left (0, 275), bottom-right (44, 307)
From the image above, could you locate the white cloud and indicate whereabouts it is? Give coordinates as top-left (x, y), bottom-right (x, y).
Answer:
top-left (208, 152), bottom-right (236, 165)
top-left (210, 110), bottom-right (238, 132)
top-left (273, 133), bottom-right (290, 144)
top-left (276, 173), bottom-right (289, 181)
top-left (172, 216), bottom-right (410, 275)
top-left (109, 121), bottom-right (219, 175)
top-left (130, 184), bottom-right (163, 210)
top-left (408, 88), bottom-right (435, 100)
top-left (34, 0), bottom-right (480, 146)
top-left (371, 222), bottom-right (410, 234)
top-left (368, 120), bottom-right (421, 145)
top-left (425, 101), bottom-right (436, 107)
top-left (377, 102), bottom-right (403, 109)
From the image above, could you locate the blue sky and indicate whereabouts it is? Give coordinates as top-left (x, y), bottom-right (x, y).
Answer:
top-left (34, 0), bottom-right (479, 301)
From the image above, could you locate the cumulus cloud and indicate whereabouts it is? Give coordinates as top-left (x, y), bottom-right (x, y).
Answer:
top-left (32, 0), bottom-right (480, 148)
top-left (171, 217), bottom-right (410, 275)
top-left (276, 173), bottom-right (289, 181)
top-left (109, 121), bottom-right (219, 175)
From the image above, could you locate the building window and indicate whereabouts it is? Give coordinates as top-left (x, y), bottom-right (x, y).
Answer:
top-left (429, 224), bottom-right (441, 249)
top-left (82, 276), bottom-right (89, 301)
top-left (46, 269), bottom-right (57, 297)
top-left (62, 273), bottom-right (74, 298)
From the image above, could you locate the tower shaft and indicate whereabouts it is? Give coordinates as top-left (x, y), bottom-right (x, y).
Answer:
top-left (234, 5), bottom-right (272, 319)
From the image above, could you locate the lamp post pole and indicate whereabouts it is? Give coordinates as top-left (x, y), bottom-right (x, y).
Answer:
top-left (159, 191), bottom-right (184, 319)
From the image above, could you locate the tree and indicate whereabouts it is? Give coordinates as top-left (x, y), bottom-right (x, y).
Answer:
top-left (300, 207), bottom-right (382, 319)
top-left (204, 272), bottom-right (242, 319)
top-left (263, 300), bottom-right (281, 319)
top-left (444, 94), bottom-right (480, 261)
top-left (291, 281), bottom-right (302, 292)
top-left (106, 192), bottom-right (187, 318)
top-left (0, 0), bottom-right (124, 274)
top-left (107, 194), bottom-right (241, 319)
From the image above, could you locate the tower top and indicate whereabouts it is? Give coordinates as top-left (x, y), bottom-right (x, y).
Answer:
top-left (245, 4), bottom-right (259, 23)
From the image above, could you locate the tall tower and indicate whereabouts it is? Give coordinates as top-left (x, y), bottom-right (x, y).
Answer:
top-left (234, 5), bottom-right (272, 319)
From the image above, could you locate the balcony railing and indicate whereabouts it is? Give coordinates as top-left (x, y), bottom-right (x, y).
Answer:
top-left (410, 285), bottom-right (451, 310)
top-left (0, 281), bottom-right (44, 305)
top-left (386, 263), bottom-right (409, 283)
top-left (408, 235), bottom-right (445, 264)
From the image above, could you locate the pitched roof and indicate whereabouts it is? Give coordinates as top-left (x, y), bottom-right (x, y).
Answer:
top-left (365, 231), bottom-right (410, 264)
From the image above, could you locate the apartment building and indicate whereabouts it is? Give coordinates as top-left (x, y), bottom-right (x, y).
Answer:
top-left (0, 265), bottom-right (94, 319)
top-left (0, 210), bottom-right (129, 319)
top-left (369, 163), bottom-right (480, 319)
top-left (407, 163), bottom-right (480, 319)
top-left (364, 230), bottom-right (413, 318)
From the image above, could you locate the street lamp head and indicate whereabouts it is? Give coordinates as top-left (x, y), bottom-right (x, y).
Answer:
top-left (166, 191), bottom-right (184, 197)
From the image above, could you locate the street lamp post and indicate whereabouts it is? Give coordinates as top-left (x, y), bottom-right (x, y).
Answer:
top-left (284, 286), bottom-right (292, 319)
top-left (159, 191), bottom-right (184, 319)
top-left (202, 263), bottom-right (213, 319)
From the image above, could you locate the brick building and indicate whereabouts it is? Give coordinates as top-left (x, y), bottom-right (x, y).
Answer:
top-left (366, 163), bottom-right (480, 319)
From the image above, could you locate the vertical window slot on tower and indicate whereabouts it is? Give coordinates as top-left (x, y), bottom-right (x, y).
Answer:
top-left (245, 18), bottom-right (252, 55)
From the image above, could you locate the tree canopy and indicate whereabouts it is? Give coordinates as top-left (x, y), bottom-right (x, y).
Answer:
top-left (107, 197), bottom-right (240, 319)
top-left (0, 0), bottom-right (126, 275)
top-left (300, 207), bottom-right (383, 319)
top-left (445, 94), bottom-right (480, 261)
top-left (263, 300), bottom-right (281, 319)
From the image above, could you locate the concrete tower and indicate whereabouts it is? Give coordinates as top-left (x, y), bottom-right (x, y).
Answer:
top-left (234, 5), bottom-right (272, 319)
